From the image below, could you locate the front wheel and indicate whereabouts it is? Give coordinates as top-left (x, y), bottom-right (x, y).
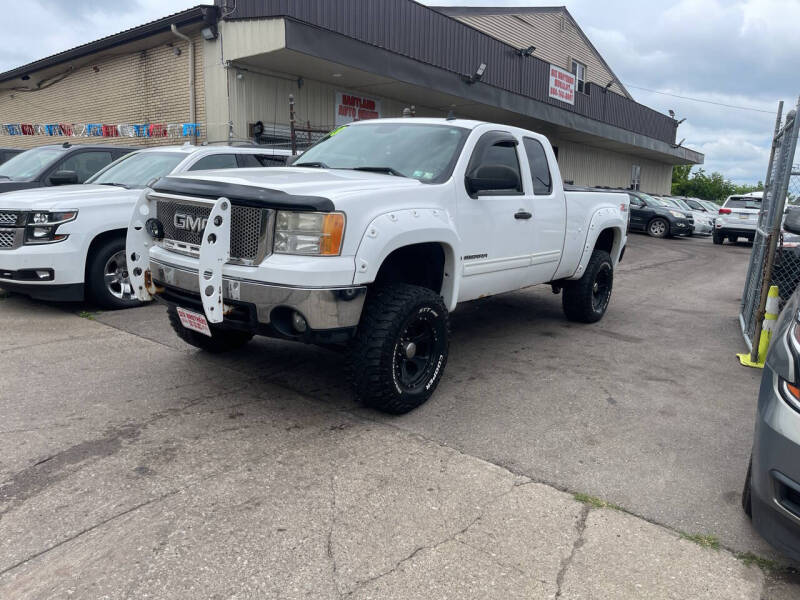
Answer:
top-left (647, 218), bottom-right (669, 238)
top-left (86, 236), bottom-right (141, 309)
top-left (348, 284), bottom-right (449, 414)
top-left (562, 250), bottom-right (613, 323)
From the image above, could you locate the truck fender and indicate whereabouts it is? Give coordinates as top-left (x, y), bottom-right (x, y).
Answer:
top-left (568, 207), bottom-right (624, 280)
top-left (126, 188), bottom-right (157, 301)
top-left (353, 208), bottom-right (461, 311)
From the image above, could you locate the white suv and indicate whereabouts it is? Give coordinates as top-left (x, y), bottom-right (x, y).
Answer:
top-left (0, 144), bottom-right (291, 308)
top-left (713, 191), bottom-right (762, 245)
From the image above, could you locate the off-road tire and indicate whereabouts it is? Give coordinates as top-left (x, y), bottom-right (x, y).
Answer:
top-left (647, 218), bottom-right (669, 238)
top-left (349, 284), bottom-right (449, 414)
top-left (167, 306), bottom-right (253, 353)
top-left (742, 455), bottom-right (753, 517)
top-left (712, 231), bottom-right (723, 245)
top-left (86, 236), bottom-right (141, 309)
top-left (562, 249), bottom-right (613, 323)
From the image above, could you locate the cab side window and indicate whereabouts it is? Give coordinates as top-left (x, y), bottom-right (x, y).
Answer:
top-left (188, 153), bottom-right (239, 171)
top-left (237, 153), bottom-right (288, 167)
top-left (58, 151), bottom-right (114, 183)
top-left (522, 138), bottom-right (552, 195)
top-left (465, 132), bottom-right (523, 197)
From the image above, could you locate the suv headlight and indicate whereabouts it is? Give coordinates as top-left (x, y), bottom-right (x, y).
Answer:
top-left (273, 211), bottom-right (345, 256)
top-left (24, 211), bottom-right (77, 244)
top-left (669, 210), bottom-right (684, 218)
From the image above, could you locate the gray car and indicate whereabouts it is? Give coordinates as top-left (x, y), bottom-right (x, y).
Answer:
top-left (743, 213), bottom-right (800, 561)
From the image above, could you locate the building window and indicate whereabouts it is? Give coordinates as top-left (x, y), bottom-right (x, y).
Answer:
top-left (571, 60), bottom-right (587, 94)
top-left (631, 164), bottom-right (641, 190)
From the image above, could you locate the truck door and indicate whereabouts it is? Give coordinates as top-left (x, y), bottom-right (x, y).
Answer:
top-left (521, 137), bottom-right (564, 283)
top-left (456, 130), bottom-right (537, 301)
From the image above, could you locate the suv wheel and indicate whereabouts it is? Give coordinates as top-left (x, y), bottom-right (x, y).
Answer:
top-left (647, 218), bottom-right (669, 238)
top-left (348, 284), bottom-right (449, 414)
top-left (742, 455), bottom-right (753, 517)
top-left (562, 249), bottom-right (613, 323)
top-left (712, 231), bottom-right (723, 245)
top-left (86, 236), bottom-right (141, 309)
top-left (167, 306), bottom-right (253, 353)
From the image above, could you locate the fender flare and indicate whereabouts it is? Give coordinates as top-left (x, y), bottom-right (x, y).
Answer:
top-left (569, 207), bottom-right (624, 280)
top-left (353, 208), bottom-right (461, 311)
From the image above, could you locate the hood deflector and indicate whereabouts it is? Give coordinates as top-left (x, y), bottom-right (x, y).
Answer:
top-left (151, 176), bottom-right (334, 212)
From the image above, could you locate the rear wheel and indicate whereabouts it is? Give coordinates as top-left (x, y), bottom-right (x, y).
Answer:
top-left (712, 231), bottom-right (723, 245)
top-left (167, 306), bottom-right (253, 353)
top-left (348, 284), bottom-right (449, 414)
top-left (647, 218), bottom-right (669, 238)
top-left (562, 249), bottom-right (613, 323)
top-left (86, 236), bottom-right (141, 309)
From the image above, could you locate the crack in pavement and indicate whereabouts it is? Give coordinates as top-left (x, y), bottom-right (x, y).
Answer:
top-left (340, 479), bottom-right (532, 597)
top-left (554, 504), bottom-right (590, 598)
top-left (0, 488), bottom-right (181, 578)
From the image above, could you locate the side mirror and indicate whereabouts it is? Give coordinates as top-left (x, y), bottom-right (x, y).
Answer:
top-left (49, 170), bottom-right (78, 186)
top-left (785, 207), bottom-right (800, 235)
top-left (466, 165), bottom-right (520, 196)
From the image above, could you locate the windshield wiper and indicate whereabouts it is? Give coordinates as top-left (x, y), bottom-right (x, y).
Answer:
top-left (294, 161), bottom-right (329, 168)
top-left (350, 166), bottom-right (407, 178)
top-left (98, 182), bottom-right (130, 189)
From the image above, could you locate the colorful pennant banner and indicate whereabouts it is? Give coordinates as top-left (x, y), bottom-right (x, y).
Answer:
top-left (1, 122), bottom-right (203, 138)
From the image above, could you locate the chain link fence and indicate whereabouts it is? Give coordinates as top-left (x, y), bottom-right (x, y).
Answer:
top-left (740, 100), bottom-right (800, 357)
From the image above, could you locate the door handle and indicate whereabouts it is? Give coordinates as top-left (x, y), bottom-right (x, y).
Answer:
top-left (514, 210), bottom-right (532, 220)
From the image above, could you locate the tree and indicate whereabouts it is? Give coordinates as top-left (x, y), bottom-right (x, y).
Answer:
top-left (671, 166), bottom-right (762, 203)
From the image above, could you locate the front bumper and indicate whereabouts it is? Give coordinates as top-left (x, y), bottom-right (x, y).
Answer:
top-left (150, 258), bottom-right (366, 333)
top-left (751, 366), bottom-right (800, 561)
top-left (0, 233), bottom-right (87, 297)
top-left (669, 219), bottom-right (693, 236)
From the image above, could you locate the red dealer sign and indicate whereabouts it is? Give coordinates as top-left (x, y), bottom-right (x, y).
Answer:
top-left (548, 64), bottom-right (576, 106)
top-left (335, 91), bottom-right (382, 126)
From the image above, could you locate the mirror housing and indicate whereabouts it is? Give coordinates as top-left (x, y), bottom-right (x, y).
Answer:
top-left (466, 165), bottom-right (520, 197)
top-left (49, 170), bottom-right (78, 186)
top-left (784, 207), bottom-right (800, 235)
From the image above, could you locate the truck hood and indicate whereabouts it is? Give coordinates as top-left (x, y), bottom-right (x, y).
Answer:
top-left (159, 167), bottom-right (424, 200)
top-left (0, 184), bottom-right (137, 210)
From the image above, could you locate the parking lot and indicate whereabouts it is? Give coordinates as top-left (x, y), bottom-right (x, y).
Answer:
top-left (2, 232), bottom-right (800, 598)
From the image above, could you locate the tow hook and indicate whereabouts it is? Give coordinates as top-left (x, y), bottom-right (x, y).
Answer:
top-left (143, 270), bottom-right (163, 296)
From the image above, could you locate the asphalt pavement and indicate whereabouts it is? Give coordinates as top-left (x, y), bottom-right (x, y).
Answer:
top-left (2, 232), bottom-right (800, 598)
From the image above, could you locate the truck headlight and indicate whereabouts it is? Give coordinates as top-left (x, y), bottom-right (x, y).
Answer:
top-left (24, 210), bottom-right (77, 244)
top-left (273, 211), bottom-right (345, 256)
top-left (669, 210), bottom-right (684, 218)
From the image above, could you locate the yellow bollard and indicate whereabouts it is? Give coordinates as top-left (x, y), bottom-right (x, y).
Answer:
top-left (738, 285), bottom-right (780, 368)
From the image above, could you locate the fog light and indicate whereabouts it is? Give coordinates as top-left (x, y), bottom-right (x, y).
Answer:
top-left (145, 218), bottom-right (164, 240)
top-left (35, 270), bottom-right (50, 279)
top-left (291, 311), bottom-right (308, 333)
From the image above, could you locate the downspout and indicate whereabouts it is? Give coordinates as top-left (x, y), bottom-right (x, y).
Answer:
top-left (171, 24), bottom-right (196, 144)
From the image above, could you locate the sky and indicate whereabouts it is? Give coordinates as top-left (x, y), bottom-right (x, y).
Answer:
top-left (0, 0), bottom-right (796, 185)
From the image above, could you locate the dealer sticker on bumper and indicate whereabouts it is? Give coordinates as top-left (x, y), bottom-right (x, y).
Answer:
top-left (176, 307), bottom-right (212, 337)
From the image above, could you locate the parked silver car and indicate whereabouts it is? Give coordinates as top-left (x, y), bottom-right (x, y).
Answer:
top-left (743, 211), bottom-right (800, 560)
top-left (714, 192), bottom-right (762, 244)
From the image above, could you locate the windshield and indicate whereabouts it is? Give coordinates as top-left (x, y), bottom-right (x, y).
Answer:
top-left (294, 122), bottom-right (470, 183)
top-left (87, 151), bottom-right (185, 188)
top-left (673, 198), bottom-right (692, 211)
top-left (0, 146), bottom-right (66, 181)
top-left (640, 194), bottom-right (666, 206)
top-left (659, 197), bottom-right (683, 209)
top-left (698, 199), bottom-right (720, 212)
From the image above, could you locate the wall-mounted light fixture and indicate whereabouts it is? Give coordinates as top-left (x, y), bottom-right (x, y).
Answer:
top-left (464, 62), bottom-right (486, 84)
top-left (516, 46), bottom-right (535, 58)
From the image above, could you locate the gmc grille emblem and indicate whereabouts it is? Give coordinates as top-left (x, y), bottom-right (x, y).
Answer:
top-left (173, 212), bottom-right (207, 233)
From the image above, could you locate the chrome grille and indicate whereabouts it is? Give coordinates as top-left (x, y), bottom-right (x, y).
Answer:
top-left (0, 229), bottom-right (16, 249)
top-left (153, 195), bottom-right (272, 264)
top-left (0, 211), bottom-right (19, 226)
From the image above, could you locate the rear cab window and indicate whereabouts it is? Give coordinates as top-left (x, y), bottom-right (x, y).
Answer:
top-left (522, 138), bottom-right (552, 195)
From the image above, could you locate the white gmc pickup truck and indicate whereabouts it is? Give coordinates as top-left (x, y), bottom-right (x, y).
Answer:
top-left (128, 118), bottom-right (629, 413)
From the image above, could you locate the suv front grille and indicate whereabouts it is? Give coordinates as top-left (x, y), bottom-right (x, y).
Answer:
top-left (152, 194), bottom-right (273, 265)
top-left (0, 211), bottom-right (19, 226)
top-left (0, 229), bottom-right (16, 248)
